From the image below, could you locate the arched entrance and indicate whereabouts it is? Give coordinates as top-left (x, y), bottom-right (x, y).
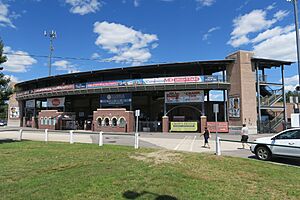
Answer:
top-left (166, 105), bottom-right (202, 132)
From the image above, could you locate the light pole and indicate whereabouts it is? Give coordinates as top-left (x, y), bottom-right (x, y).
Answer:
top-left (44, 30), bottom-right (57, 76)
top-left (288, 0), bottom-right (300, 88)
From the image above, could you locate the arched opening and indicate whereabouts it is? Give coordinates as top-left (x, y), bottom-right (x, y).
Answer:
top-left (104, 117), bottom-right (110, 126)
top-left (112, 117), bottom-right (117, 127)
top-left (97, 117), bottom-right (102, 126)
top-left (119, 117), bottom-right (126, 128)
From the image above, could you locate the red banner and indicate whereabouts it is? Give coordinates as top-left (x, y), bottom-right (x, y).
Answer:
top-left (206, 122), bottom-right (229, 133)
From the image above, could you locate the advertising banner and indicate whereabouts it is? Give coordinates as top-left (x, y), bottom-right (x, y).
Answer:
top-left (170, 122), bottom-right (198, 132)
top-left (229, 97), bottom-right (240, 118)
top-left (206, 122), bottom-right (229, 133)
top-left (204, 75), bottom-right (219, 82)
top-left (100, 93), bottom-right (132, 107)
top-left (47, 97), bottom-right (65, 107)
top-left (75, 83), bottom-right (87, 89)
top-left (25, 100), bottom-right (35, 108)
top-left (10, 107), bottom-right (20, 119)
top-left (34, 84), bottom-right (74, 94)
top-left (165, 90), bottom-right (204, 104)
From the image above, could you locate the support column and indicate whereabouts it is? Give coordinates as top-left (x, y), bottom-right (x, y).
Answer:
top-left (223, 90), bottom-right (227, 121)
top-left (256, 63), bottom-right (262, 133)
top-left (200, 116), bottom-right (207, 133)
top-left (282, 65), bottom-right (287, 127)
top-left (162, 116), bottom-right (169, 133)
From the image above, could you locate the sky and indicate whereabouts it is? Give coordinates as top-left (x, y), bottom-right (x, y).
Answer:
top-left (0, 0), bottom-right (299, 91)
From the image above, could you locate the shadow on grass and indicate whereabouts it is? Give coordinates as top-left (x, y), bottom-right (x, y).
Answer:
top-left (123, 190), bottom-right (177, 200)
top-left (0, 139), bottom-right (18, 144)
top-left (248, 155), bottom-right (300, 167)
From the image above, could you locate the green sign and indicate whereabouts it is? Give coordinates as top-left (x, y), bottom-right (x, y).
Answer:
top-left (170, 122), bottom-right (198, 132)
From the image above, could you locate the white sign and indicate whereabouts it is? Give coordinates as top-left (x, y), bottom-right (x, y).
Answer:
top-left (165, 90), bottom-right (204, 104)
top-left (135, 110), bottom-right (140, 117)
top-left (10, 107), bottom-right (20, 118)
top-left (213, 104), bottom-right (219, 113)
top-left (47, 97), bottom-right (65, 107)
top-left (25, 100), bottom-right (35, 108)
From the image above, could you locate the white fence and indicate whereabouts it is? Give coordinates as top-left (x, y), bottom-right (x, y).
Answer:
top-left (0, 128), bottom-right (139, 149)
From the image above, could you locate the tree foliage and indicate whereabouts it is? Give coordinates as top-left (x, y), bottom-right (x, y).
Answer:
top-left (0, 39), bottom-right (13, 118)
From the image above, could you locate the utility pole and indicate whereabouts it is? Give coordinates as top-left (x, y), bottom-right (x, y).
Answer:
top-left (44, 30), bottom-right (57, 76)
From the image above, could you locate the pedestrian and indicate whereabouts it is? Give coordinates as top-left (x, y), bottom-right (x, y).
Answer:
top-left (201, 127), bottom-right (210, 148)
top-left (241, 124), bottom-right (249, 149)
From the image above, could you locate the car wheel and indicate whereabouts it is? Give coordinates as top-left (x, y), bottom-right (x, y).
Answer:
top-left (255, 146), bottom-right (272, 161)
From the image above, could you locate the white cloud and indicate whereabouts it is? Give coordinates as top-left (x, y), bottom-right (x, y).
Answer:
top-left (253, 30), bottom-right (296, 61)
top-left (274, 10), bottom-right (289, 21)
top-left (91, 52), bottom-right (101, 59)
top-left (228, 9), bottom-right (278, 47)
top-left (65, 0), bottom-right (102, 15)
top-left (0, 2), bottom-right (15, 28)
top-left (133, 0), bottom-right (140, 7)
top-left (52, 60), bottom-right (80, 73)
top-left (196, 0), bottom-right (215, 7)
top-left (252, 25), bottom-right (294, 44)
top-left (282, 75), bottom-right (298, 91)
top-left (2, 46), bottom-right (37, 72)
top-left (93, 21), bottom-right (158, 65)
top-left (4, 75), bottom-right (20, 83)
top-left (202, 26), bottom-right (220, 41)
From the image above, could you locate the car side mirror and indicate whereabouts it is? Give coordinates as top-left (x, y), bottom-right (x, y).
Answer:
top-left (271, 137), bottom-right (276, 140)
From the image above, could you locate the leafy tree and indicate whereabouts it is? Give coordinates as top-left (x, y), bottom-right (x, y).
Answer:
top-left (0, 39), bottom-right (13, 119)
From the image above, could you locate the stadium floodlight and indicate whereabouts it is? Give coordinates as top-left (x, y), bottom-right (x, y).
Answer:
top-left (287, 0), bottom-right (300, 89)
top-left (44, 30), bottom-right (57, 76)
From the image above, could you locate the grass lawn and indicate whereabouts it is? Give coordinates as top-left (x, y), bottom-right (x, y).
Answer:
top-left (0, 141), bottom-right (299, 200)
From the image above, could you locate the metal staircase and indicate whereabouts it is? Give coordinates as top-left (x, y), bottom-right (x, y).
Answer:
top-left (261, 112), bottom-right (284, 133)
top-left (258, 84), bottom-right (284, 133)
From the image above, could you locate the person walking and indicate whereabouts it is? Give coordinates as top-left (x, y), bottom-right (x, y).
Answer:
top-left (201, 127), bottom-right (210, 148)
top-left (241, 124), bottom-right (249, 149)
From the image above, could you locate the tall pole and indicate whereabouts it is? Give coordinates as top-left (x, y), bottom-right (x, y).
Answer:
top-left (44, 30), bottom-right (56, 76)
top-left (291, 0), bottom-right (300, 87)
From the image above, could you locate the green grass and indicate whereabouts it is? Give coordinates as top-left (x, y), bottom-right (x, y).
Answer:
top-left (0, 141), bottom-right (299, 200)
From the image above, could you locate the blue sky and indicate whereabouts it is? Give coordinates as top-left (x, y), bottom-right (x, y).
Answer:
top-left (0, 0), bottom-right (299, 90)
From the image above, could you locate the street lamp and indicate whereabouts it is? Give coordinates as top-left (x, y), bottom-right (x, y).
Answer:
top-left (287, 0), bottom-right (300, 89)
top-left (44, 30), bottom-right (57, 76)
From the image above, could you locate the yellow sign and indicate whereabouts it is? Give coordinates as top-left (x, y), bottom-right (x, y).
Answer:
top-left (170, 122), bottom-right (198, 132)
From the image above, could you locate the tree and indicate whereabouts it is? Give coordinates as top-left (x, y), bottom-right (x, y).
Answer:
top-left (0, 39), bottom-right (13, 119)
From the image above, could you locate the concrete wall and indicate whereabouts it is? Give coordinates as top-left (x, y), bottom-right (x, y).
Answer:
top-left (226, 51), bottom-right (257, 134)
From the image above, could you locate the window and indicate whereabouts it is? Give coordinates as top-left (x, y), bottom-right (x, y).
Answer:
top-left (97, 118), bottom-right (102, 126)
top-left (53, 118), bottom-right (56, 126)
top-left (119, 118), bottom-right (126, 128)
top-left (276, 130), bottom-right (300, 140)
top-left (49, 118), bottom-right (52, 126)
top-left (104, 118), bottom-right (110, 126)
top-left (44, 118), bottom-right (48, 125)
top-left (40, 117), bottom-right (44, 125)
top-left (112, 118), bottom-right (117, 127)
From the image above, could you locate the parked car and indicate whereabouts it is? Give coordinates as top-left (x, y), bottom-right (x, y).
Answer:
top-left (250, 128), bottom-right (300, 161)
top-left (0, 119), bottom-right (7, 126)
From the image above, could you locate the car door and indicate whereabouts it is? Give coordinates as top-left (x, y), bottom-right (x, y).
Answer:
top-left (271, 130), bottom-right (300, 157)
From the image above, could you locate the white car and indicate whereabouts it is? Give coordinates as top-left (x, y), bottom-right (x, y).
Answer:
top-left (250, 128), bottom-right (300, 161)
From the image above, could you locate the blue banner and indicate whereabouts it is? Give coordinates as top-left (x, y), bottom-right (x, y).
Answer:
top-left (100, 93), bottom-right (132, 107)
top-left (75, 83), bottom-right (87, 89)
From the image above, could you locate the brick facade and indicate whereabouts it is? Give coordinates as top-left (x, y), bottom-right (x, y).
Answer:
top-left (93, 108), bottom-right (134, 133)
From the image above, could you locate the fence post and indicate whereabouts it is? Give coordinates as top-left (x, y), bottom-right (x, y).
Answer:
top-left (134, 133), bottom-right (139, 149)
top-left (45, 129), bottom-right (48, 142)
top-left (70, 130), bottom-right (74, 144)
top-left (216, 137), bottom-right (221, 156)
top-left (19, 129), bottom-right (23, 141)
top-left (99, 131), bottom-right (103, 146)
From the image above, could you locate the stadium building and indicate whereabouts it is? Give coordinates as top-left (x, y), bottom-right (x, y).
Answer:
top-left (8, 50), bottom-right (292, 134)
